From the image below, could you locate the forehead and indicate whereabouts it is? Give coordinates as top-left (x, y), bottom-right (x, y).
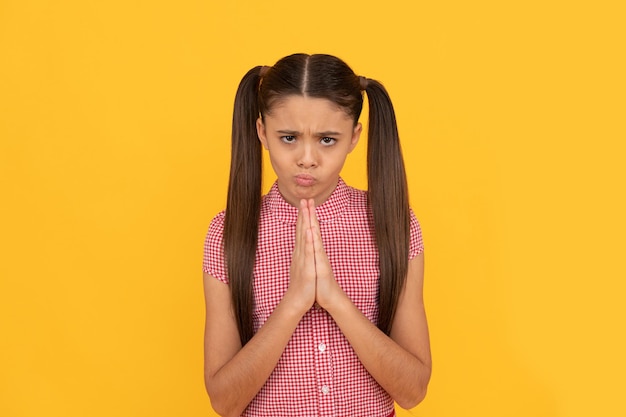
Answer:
top-left (265, 95), bottom-right (353, 123)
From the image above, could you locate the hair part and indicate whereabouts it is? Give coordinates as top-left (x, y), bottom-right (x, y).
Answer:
top-left (224, 54), bottom-right (410, 345)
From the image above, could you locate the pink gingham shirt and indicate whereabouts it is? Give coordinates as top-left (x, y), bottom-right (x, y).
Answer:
top-left (203, 178), bottom-right (424, 417)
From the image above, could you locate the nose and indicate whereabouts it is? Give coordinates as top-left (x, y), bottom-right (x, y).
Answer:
top-left (297, 143), bottom-right (318, 168)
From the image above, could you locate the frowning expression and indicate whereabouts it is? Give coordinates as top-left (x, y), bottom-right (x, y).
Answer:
top-left (256, 95), bottom-right (362, 207)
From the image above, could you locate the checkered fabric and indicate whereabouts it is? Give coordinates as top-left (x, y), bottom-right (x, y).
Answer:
top-left (203, 178), bottom-right (423, 417)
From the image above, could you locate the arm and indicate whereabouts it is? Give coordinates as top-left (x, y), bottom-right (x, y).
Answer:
top-left (309, 202), bottom-right (432, 409)
top-left (320, 255), bottom-right (431, 409)
top-left (203, 274), bottom-right (304, 416)
top-left (203, 201), bottom-right (317, 417)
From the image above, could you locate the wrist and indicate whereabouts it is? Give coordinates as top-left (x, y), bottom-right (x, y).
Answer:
top-left (318, 290), bottom-right (352, 318)
top-left (280, 290), bottom-right (313, 319)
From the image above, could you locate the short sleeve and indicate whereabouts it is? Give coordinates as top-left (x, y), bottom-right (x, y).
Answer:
top-left (202, 211), bottom-right (229, 284)
top-left (409, 208), bottom-right (424, 259)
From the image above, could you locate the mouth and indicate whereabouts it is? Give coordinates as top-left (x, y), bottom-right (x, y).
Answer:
top-left (294, 174), bottom-right (316, 187)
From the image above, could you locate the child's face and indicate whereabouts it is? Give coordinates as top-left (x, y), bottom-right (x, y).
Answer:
top-left (256, 95), bottom-right (362, 207)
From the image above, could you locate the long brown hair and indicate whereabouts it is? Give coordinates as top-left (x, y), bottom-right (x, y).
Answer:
top-left (224, 54), bottom-right (410, 345)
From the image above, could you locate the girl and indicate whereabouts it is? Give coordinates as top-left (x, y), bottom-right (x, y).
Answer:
top-left (203, 53), bottom-right (431, 417)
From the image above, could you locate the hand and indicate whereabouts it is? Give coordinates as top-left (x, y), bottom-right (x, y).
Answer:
top-left (306, 199), bottom-right (346, 311)
top-left (284, 199), bottom-right (317, 315)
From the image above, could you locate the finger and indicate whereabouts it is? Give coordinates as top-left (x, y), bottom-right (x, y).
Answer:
top-left (308, 199), bottom-right (324, 251)
top-left (303, 201), bottom-right (315, 257)
top-left (296, 199), bottom-right (308, 246)
top-left (301, 198), bottom-right (312, 230)
top-left (308, 199), bottom-right (320, 231)
top-left (309, 209), bottom-right (326, 259)
top-left (311, 222), bottom-right (332, 279)
top-left (310, 199), bottom-right (317, 228)
top-left (307, 199), bottom-right (324, 261)
top-left (306, 229), bottom-right (319, 281)
top-left (305, 227), bottom-right (315, 258)
top-left (311, 221), bottom-right (324, 255)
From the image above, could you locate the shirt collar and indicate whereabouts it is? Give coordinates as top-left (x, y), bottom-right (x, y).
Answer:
top-left (267, 177), bottom-right (352, 225)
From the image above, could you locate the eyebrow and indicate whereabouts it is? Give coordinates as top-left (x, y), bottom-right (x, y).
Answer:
top-left (276, 129), bottom-right (342, 136)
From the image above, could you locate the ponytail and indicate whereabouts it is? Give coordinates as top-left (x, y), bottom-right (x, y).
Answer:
top-left (364, 79), bottom-right (410, 336)
top-left (224, 66), bottom-right (264, 346)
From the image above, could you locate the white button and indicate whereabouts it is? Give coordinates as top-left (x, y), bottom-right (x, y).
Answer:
top-left (321, 385), bottom-right (330, 394)
top-left (318, 343), bottom-right (326, 352)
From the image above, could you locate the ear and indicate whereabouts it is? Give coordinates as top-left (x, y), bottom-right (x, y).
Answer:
top-left (256, 117), bottom-right (269, 150)
top-left (348, 122), bottom-right (362, 153)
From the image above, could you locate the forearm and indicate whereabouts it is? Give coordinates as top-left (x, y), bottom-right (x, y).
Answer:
top-left (206, 297), bottom-right (304, 417)
top-left (326, 296), bottom-right (431, 409)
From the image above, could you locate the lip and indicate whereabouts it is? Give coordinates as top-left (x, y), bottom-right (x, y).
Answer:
top-left (294, 174), bottom-right (316, 187)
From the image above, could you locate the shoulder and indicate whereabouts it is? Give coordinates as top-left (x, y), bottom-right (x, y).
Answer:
top-left (350, 185), bottom-right (368, 201)
top-left (203, 210), bottom-right (228, 282)
top-left (408, 207), bottom-right (424, 258)
top-left (341, 180), bottom-right (424, 258)
top-left (340, 185), bottom-right (372, 225)
top-left (346, 184), bottom-right (369, 210)
top-left (205, 211), bottom-right (226, 254)
top-left (207, 210), bottom-right (226, 235)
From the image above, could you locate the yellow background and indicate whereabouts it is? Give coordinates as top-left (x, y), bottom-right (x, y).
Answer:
top-left (1, 1), bottom-right (624, 416)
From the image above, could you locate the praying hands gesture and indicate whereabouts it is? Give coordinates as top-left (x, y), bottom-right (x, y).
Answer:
top-left (286, 199), bottom-right (345, 315)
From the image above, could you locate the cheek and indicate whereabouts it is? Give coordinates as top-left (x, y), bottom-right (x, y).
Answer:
top-left (267, 149), bottom-right (288, 172)
top-left (329, 146), bottom-right (351, 162)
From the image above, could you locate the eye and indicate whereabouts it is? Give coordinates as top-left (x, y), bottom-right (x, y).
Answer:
top-left (280, 135), bottom-right (296, 144)
top-left (320, 137), bottom-right (336, 146)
